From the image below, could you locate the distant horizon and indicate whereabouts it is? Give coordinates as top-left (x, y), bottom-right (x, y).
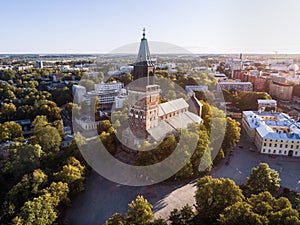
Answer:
top-left (2, 52), bottom-right (300, 56)
top-left (1, 0), bottom-right (300, 54)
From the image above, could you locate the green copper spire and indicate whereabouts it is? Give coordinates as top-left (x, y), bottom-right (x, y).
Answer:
top-left (135, 28), bottom-right (153, 65)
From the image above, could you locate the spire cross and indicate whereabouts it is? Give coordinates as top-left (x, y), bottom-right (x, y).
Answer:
top-left (142, 28), bottom-right (146, 38)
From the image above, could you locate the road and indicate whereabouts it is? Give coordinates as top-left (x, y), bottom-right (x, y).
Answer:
top-left (64, 131), bottom-right (300, 224)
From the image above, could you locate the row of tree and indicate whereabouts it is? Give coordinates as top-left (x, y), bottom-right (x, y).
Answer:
top-left (104, 163), bottom-right (300, 225)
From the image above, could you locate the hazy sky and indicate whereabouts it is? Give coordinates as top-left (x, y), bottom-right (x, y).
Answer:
top-left (1, 0), bottom-right (300, 54)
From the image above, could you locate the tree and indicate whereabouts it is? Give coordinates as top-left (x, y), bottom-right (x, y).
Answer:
top-left (33, 116), bottom-right (62, 154)
top-left (34, 126), bottom-right (62, 153)
top-left (32, 115), bottom-right (49, 130)
top-left (248, 191), bottom-right (300, 225)
top-left (126, 196), bottom-right (154, 225)
top-left (79, 79), bottom-right (95, 92)
top-left (53, 120), bottom-right (65, 137)
top-left (3, 121), bottom-right (23, 140)
top-left (222, 117), bottom-right (240, 151)
top-left (151, 218), bottom-right (168, 225)
top-left (0, 123), bottom-right (9, 142)
top-left (104, 213), bottom-right (126, 225)
top-left (65, 102), bottom-right (80, 122)
top-left (44, 182), bottom-right (70, 207)
top-left (98, 120), bottom-right (113, 134)
top-left (219, 201), bottom-right (268, 225)
top-left (1, 169), bottom-right (48, 224)
top-left (16, 105), bottom-right (33, 120)
top-left (99, 131), bottom-right (117, 155)
top-left (31, 169), bottom-right (48, 195)
top-left (16, 193), bottom-right (57, 225)
top-left (195, 176), bottom-right (244, 224)
top-left (169, 204), bottom-right (194, 225)
top-left (175, 159), bottom-right (194, 180)
top-left (1, 103), bottom-right (16, 120)
top-left (54, 157), bottom-right (85, 194)
top-left (2, 144), bottom-right (42, 180)
top-left (245, 163), bottom-right (280, 196)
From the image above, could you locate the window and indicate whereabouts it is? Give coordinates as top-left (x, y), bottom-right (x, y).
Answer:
top-left (295, 152), bottom-right (298, 155)
top-left (285, 144), bottom-right (288, 148)
top-left (280, 144), bottom-right (283, 148)
top-left (273, 150), bottom-right (276, 153)
top-left (262, 149), bottom-right (265, 152)
top-left (291, 145), bottom-right (294, 149)
top-left (268, 149), bottom-right (271, 153)
top-left (264, 143), bottom-right (266, 147)
top-left (279, 150), bottom-right (282, 154)
top-left (274, 144), bottom-right (277, 147)
top-left (284, 150), bottom-right (287, 154)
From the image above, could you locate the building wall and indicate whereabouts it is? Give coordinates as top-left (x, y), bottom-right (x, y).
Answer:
top-left (269, 83), bottom-right (293, 100)
top-left (242, 116), bottom-right (256, 140)
top-left (218, 82), bottom-right (253, 92)
top-left (259, 138), bottom-right (300, 157)
top-left (128, 85), bottom-right (160, 138)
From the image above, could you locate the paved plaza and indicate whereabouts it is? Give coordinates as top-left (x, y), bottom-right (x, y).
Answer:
top-left (65, 130), bottom-right (300, 224)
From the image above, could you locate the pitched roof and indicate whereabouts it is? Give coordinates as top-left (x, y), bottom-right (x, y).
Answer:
top-left (158, 98), bottom-right (189, 116)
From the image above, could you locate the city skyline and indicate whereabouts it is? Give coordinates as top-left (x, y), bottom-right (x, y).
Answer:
top-left (1, 0), bottom-right (300, 54)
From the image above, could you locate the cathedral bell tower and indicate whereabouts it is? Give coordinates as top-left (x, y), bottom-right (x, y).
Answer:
top-left (128, 29), bottom-right (160, 139)
top-left (132, 28), bottom-right (155, 86)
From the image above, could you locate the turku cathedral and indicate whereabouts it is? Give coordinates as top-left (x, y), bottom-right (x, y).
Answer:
top-left (122, 29), bottom-right (202, 151)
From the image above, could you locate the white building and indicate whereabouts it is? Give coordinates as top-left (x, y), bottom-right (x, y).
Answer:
top-left (226, 58), bottom-right (242, 71)
top-left (94, 81), bottom-right (123, 93)
top-left (257, 99), bottom-right (277, 111)
top-left (218, 81), bottom-right (253, 92)
top-left (242, 111), bottom-right (300, 157)
top-left (75, 117), bottom-right (100, 131)
top-left (215, 73), bottom-right (228, 82)
top-left (72, 85), bottom-right (87, 104)
top-left (185, 85), bottom-right (209, 96)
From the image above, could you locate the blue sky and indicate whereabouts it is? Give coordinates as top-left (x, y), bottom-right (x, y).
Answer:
top-left (1, 0), bottom-right (300, 54)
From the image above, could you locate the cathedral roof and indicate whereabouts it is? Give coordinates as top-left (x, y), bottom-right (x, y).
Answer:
top-left (135, 28), bottom-right (154, 66)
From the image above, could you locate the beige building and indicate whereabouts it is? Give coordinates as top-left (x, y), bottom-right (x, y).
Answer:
top-left (242, 111), bottom-right (300, 157)
top-left (269, 82), bottom-right (293, 100)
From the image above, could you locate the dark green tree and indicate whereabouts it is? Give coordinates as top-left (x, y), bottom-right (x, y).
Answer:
top-left (195, 176), bottom-right (244, 224)
top-left (245, 163), bottom-right (281, 196)
top-left (219, 201), bottom-right (268, 225)
top-left (126, 195), bottom-right (154, 225)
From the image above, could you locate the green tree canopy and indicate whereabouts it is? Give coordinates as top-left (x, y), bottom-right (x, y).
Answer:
top-left (126, 196), bottom-right (154, 225)
top-left (245, 163), bottom-right (281, 196)
top-left (219, 201), bottom-right (268, 225)
top-left (195, 176), bottom-right (244, 224)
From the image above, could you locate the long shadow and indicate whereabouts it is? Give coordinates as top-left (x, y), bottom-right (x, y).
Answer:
top-left (64, 170), bottom-right (199, 225)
